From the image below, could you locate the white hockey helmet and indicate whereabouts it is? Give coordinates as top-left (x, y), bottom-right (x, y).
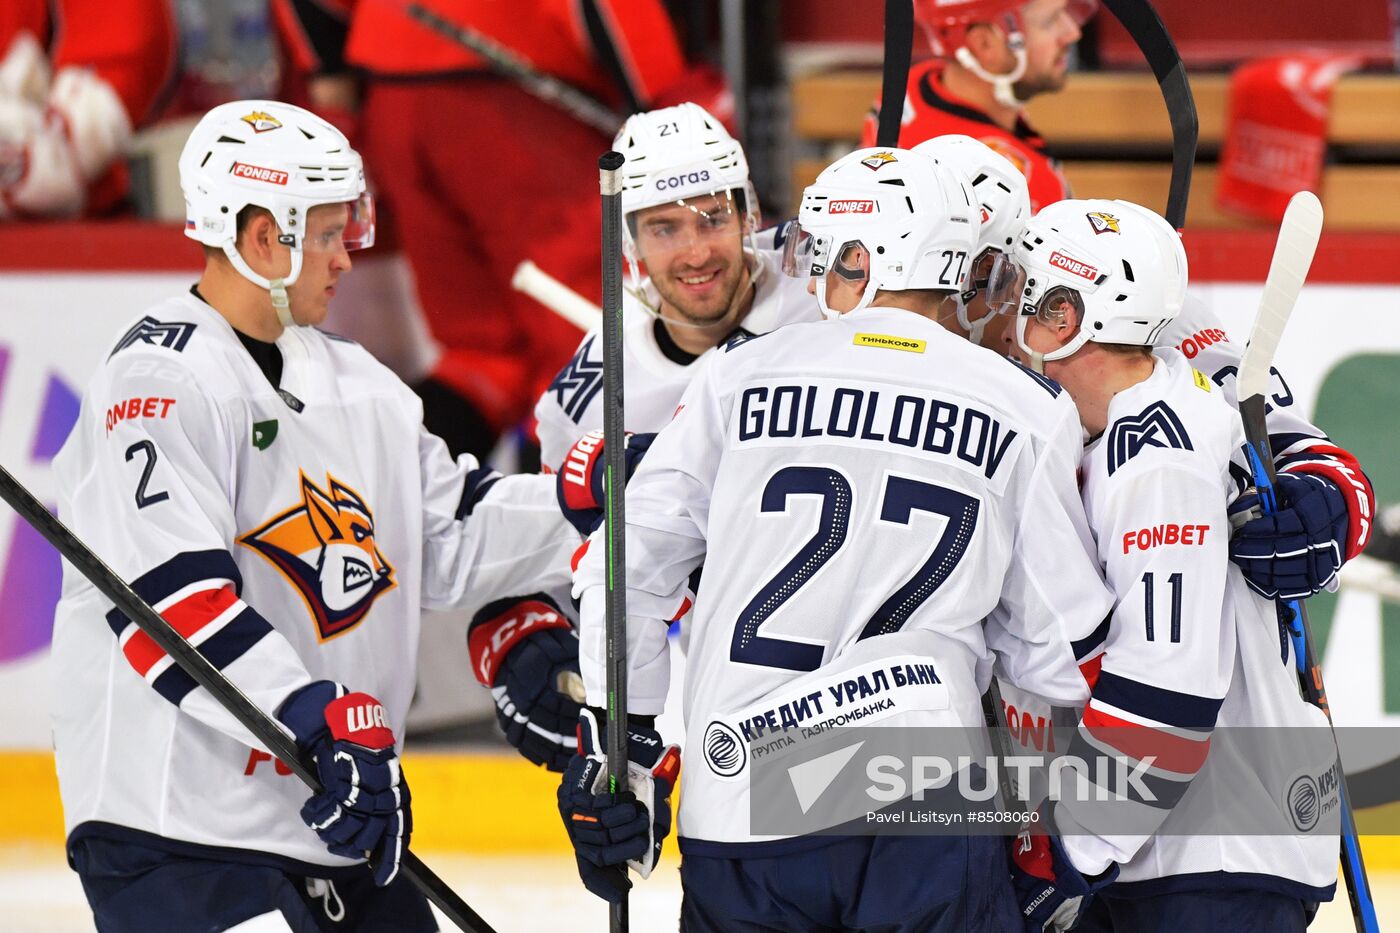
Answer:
top-left (179, 100), bottom-right (374, 325)
top-left (912, 134), bottom-right (1030, 342)
top-left (613, 102), bottom-right (757, 251)
top-left (1010, 198), bottom-right (1187, 371)
top-left (782, 147), bottom-right (981, 318)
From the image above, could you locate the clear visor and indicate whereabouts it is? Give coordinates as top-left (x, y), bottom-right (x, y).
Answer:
top-left (970, 249), bottom-right (1024, 319)
top-left (780, 223), bottom-right (819, 277)
top-left (629, 191), bottom-right (745, 271)
top-left (300, 193), bottom-right (376, 253)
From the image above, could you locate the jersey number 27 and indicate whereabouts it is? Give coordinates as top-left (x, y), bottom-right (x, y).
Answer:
top-left (731, 466), bottom-right (979, 671)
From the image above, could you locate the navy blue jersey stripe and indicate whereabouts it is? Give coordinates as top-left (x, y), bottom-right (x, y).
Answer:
top-left (1071, 614), bottom-right (1112, 661)
top-left (105, 550), bottom-right (243, 637)
top-left (1269, 431), bottom-right (1329, 455)
top-left (149, 607), bottom-right (273, 706)
top-left (1093, 670), bottom-right (1223, 730)
top-left (456, 467), bottom-right (503, 519)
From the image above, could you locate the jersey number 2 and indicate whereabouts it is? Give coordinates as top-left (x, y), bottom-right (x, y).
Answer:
top-left (730, 467), bottom-right (979, 671)
top-left (125, 440), bottom-right (169, 509)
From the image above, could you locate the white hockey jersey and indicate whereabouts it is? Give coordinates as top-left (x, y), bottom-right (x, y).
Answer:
top-left (51, 293), bottom-right (577, 871)
top-left (1164, 295), bottom-right (1371, 561)
top-left (573, 305), bottom-right (1114, 848)
top-left (1057, 349), bottom-right (1339, 899)
top-left (533, 247), bottom-right (820, 471)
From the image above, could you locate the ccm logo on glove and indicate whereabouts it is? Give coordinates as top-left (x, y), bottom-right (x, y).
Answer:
top-left (468, 599), bottom-right (572, 686)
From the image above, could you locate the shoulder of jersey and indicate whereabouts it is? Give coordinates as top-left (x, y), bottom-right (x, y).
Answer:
top-left (1101, 363), bottom-right (1228, 478)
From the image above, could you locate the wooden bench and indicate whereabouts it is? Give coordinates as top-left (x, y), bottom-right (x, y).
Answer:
top-left (789, 71), bottom-right (1400, 228)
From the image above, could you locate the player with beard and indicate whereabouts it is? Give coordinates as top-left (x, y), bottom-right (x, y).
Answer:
top-left (533, 101), bottom-right (819, 471)
top-left (861, 0), bottom-right (1096, 211)
top-left (465, 104), bottom-right (818, 776)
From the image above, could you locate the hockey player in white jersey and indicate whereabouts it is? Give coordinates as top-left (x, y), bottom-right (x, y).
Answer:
top-left (534, 101), bottom-right (819, 473)
top-left (474, 103), bottom-right (821, 773)
top-left (557, 147), bottom-right (1119, 930)
top-left (49, 100), bottom-right (579, 933)
top-left (1003, 198), bottom-right (1340, 932)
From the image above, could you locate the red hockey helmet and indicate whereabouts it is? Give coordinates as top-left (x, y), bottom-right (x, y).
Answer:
top-left (915, 0), bottom-right (1028, 58)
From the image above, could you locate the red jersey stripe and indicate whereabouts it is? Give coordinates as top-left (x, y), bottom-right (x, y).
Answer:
top-left (1082, 702), bottom-right (1212, 775)
top-left (122, 585), bottom-right (240, 677)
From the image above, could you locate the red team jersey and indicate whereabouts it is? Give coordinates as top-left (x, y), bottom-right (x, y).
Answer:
top-left (860, 59), bottom-right (1071, 213)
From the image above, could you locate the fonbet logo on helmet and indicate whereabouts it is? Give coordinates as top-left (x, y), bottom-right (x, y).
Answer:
top-left (829, 200), bottom-right (876, 215)
top-left (238, 472), bottom-right (396, 640)
top-left (231, 162), bottom-right (289, 186)
top-left (1048, 251), bottom-right (1099, 281)
top-left (240, 111), bottom-right (282, 133)
top-left (1087, 211), bottom-right (1121, 235)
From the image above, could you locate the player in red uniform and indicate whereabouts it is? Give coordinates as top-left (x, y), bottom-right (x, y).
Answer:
top-left (0, 0), bottom-right (176, 218)
top-left (273, 0), bottom-right (728, 460)
top-left (861, 0), bottom-right (1094, 212)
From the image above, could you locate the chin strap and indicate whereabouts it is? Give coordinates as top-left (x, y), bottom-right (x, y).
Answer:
top-left (223, 240), bottom-right (305, 329)
top-left (816, 273), bottom-right (878, 321)
top-left (954, 41), bottom-right (1028, 110)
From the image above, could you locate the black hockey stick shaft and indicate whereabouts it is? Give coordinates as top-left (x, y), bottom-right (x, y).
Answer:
top-left (405, 2), bottom-right (623, 135)
top-left (876, 0), bottom-right (915, 148)
top-left (0, 465), bottom-right (497, 933)
top-left (1099, 0), bottom-right (1197, 229)
top-left (599, 150), bottom-right (630, 933)
top-left (1236, 191), bottom-right (1377, 932)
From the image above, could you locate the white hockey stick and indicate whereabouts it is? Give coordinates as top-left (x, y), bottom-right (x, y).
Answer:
top-left (1236, 190), bottom-right (1323, 402)
top-left (1236, 190), bottom-right (1378, 933)
top-left (511, 260), bottom-right (602, 332)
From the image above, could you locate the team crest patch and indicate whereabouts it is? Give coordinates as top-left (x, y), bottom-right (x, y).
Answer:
top-left (1087, 211), bottom-right (1121, 235)
top-left (860, 151), bottom-right (898, 171)
top-left (1106, 401), bottom-right (1193, 475)
top-left (241, 111), bottom-right (282, 133)
top-left (238, 472), bottom-right (395, 640)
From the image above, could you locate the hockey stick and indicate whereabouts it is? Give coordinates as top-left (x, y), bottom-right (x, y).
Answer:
top-left (511, 260), bottom-right (602, 332)
top-left (598, 150), bottom-right (630, 933)
top-left (1237, 190), bottom-right (1378, 933)
top-left (0, 466), bottom-right (498, 933)
top-left (404, 2), bottom-right (622, 136)
top-left (876, 0), bottom-right (915, 148)
top-left (1098, 0), bottom-right (1197, 229)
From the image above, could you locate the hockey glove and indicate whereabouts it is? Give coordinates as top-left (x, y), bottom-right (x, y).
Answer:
top-left (557, 708), bottom-right (680, 904)
top-left (1010, 812), bottom-right (1118, 932)
top-left (278, 681), bottom-right (410, 887)
top-left (555, 430), bottom-right (656, 536)
top-left (1229, 472), bottom-right (1349, 600)
top-left (467, 593), bottom-right (583, 772)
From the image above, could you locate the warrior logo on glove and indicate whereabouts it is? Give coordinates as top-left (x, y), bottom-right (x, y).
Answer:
top-left (239, 472), bottom-right (396, 640)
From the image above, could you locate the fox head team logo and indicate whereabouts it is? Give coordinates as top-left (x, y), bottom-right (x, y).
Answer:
top-left (240, 110), bottom-right (282, 133)
top-left (238, 472), bottom-right (395, 640)
top-left (1086, 211), bottom-right (1122, 235)
top-left (860, 151), bottom-right (897, 171)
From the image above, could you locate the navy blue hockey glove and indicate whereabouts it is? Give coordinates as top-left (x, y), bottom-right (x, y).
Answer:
top-left (1229, 472), bottom-right (1350, 600)
top-left (1010, 813), bottom-right (1118, 932)
top-left (556, 430), bottom-right (656, 536)
top-left (467, 594), bottom-right (582, 772)
top-left (278, 681), bottom-right (410, 887)
top-left (557, 708), bottom-right (680, 904)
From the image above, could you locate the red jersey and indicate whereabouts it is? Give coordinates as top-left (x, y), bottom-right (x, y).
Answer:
top-left (861, 60), bottom-right (1070, 213)
top-left (274, 0), bottom-right (686, 108)
top-left (1, 0), bottom-right (176, 126)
